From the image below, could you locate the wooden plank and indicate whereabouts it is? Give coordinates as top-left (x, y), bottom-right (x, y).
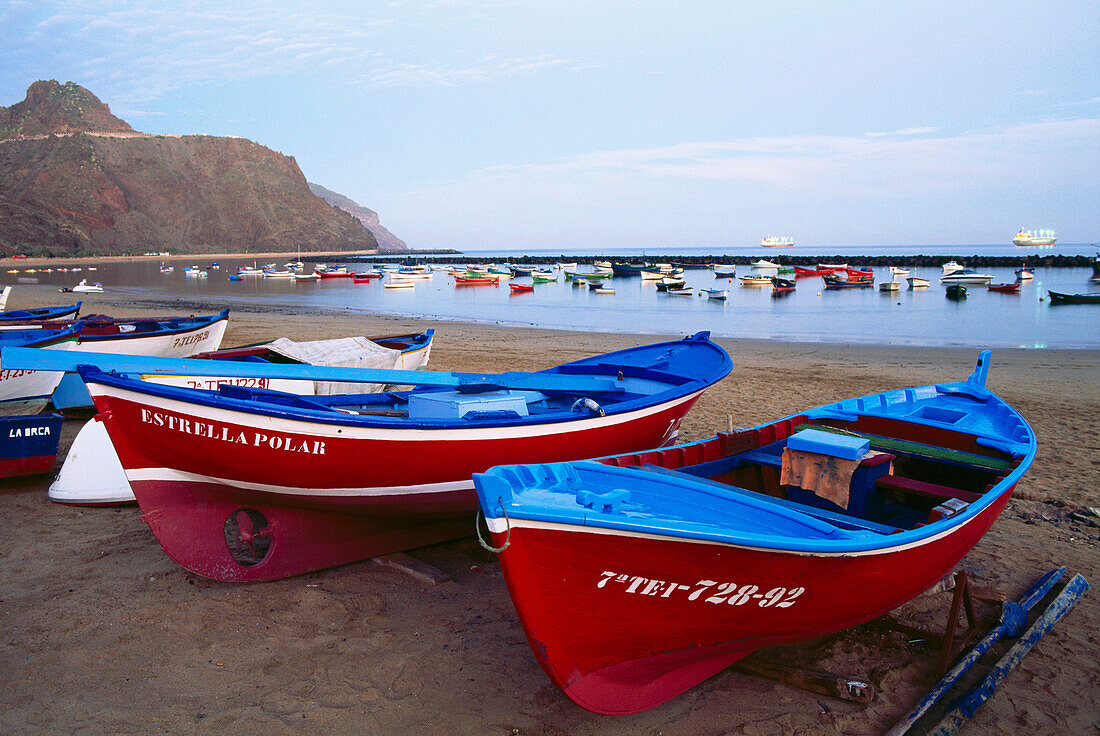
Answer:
top-left (371, 552), bottom-right (451, 586)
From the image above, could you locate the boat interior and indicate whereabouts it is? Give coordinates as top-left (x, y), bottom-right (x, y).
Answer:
top-left (598, 409), bottom-right (1029, 535)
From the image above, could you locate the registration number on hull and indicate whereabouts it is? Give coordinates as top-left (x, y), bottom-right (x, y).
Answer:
top-left (597, 571), bottom-right (805, 608)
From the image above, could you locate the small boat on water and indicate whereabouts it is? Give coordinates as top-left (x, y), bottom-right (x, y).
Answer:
top-left (1046, 290), bottom-right (1100, 304)
top-left (844, 267), bottom-right (874, 281)
top-left (666, 288), bottom-right (695, 296)
top-left (654, 279), bottom-right (686, 292)
top-left (12, 333), bottom-right (733, 581)
top-left (0, 302), bottom-right (81, 323)
top-left (907, 276), bottom-right (930, 289)
top-left (353, 270), bottom-right (383, 283)
top-left (770, 277), bottom-right (795, 294)
top-left (701, 289), bottom-right (728, 301)
top-left (713, 266), bottom-right (736, 278)
top-left (987, 282), bottom-right (1022, 293)
top-left (879, 281), bottom-right (900, 292)
top-left (237, 266), bottom-right (264, 276)
top-left (749, 259), bottom-right (780, 269)
top-left (294, 272), bottom-right (321, 281)
top-left (227, 274), bottom-right (245, 282)
top-left (532, 273), bottom-right (558, 283)
top-left (940, 270), bottom-right (994, 285)
top-left (761, 235), bottom-right (795, 248)
top-left (739, 275), bottom-right (772, 286)
top-left (941, 261), bottom-right (965, 274)
top-left (1012, 227), bottom-right (1056, 247)
top-left (945, 284), bottom-right (968, 300)
top-left (594, 287), bottom-right (615, 295)
top-left (455, 276), bottom-right (499, 286)
top-left (1015, 267), bottom-right (1035, 280)
top-left (0, 413), bottom-right (64, 478)
top-left (159, 266), bottom-right (174, 273)
top-left (792, 266), bottom-right (832, 278)
top-left (639, 269), bottom-right (664, 281)
top-left (262, 269), bottom-right (295, 279)
top-left (383, 279), bottom-right (415, 289)
top-left (509, 283), bottom-right (534, 294)
top-left (823, 274), bottom-right (874, 289)
top-left (474, 351), bottom-right (1035, 714)
top-left (817, 263), bottom-right (847, 272)
top-left (889, 266), bottom-right (910, 276)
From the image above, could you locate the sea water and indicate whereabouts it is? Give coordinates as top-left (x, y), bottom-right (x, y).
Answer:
top-left (19, 244), bottom-right (1099, 349)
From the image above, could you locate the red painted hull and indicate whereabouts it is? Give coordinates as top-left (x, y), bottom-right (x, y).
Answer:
top-left (489, 489), bottom-right (1011, 714)
top-left (0, 454), bottom-right (59, 478)
top-left (91, 388), bottom-right (704, 581)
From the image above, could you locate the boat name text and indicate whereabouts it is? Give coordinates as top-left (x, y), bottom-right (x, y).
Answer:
top-left (139, 408), bottom-right (326, 454)
top-left (171, 329), bottom-right (210, 349)
top-left (597, 571), bottom-right (805, 608)
top-left (8, 426), bottom-right (51, 438)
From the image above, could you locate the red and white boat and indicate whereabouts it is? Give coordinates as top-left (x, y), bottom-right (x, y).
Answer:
top-left (16, 333), bottom-right (731, 581)
top-left (475, 351), bottom-right (1035, 714)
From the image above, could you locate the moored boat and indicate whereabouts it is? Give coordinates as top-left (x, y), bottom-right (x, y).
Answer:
top-left (844, 267), bottom-right (874, 281)
top-left (945, 284), bottom-right (968, 300)
top-left (701, 288), bottom-right (728, 301)
top-left (987, 282), bottom-right (1021, 293)
top-left (823, 274), bottom-right (874, 289)
top-left (18, 333), bottom-right (732, 581)
top-left (792, 266), bottom-right (832, 278)
top-left (666, 288), bottom-right (694, 296)
top-left (770, 277), bottom-right (795, 293)
top-left (383, 279), bottom-right (415, 289)
top-left (1046, 290), bottom-right (1100, 304)
top-left (69, 279), bottom-right (104, 293)
top-left (879, 281), bottom-right (900, 292)
top-left (739, 274), bottom-right (772, 286)
top-left (941, 261), bottom-right (965, 274)
top-left (713, 266), bottom-right (736, 278)
top-left (907, 276), bottom-right (930, 289)
top-left (749, 259), bottom-right (780, 269)
top-left (889, 266), bottom-right (910, 276)
top-left (473, 351), bottom-right (1035, 714)
top-left (509, 283), bottom-right (534, 293)
top-left (940, 270), bottom-right (994, 285)
top-left (1014, 267), bottom-right (1035, 280)
top-left (454, 276), bottom-right (499, 286)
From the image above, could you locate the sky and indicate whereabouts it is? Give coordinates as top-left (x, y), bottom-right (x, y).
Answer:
top-left (1, 1), bottom-right (1097, 250)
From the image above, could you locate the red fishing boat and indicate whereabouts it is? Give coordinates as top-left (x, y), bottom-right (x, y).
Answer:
top-left (25, 333), bottom-right (732, 582)
top-left (455, 276), bottom-right (499, 285)
top-left (509, 283), bottom-right (534, 293)
top-left (844, 267), bottom-right (874, 281)
top-left (475, 352), bottom-right (1035, 714)
top-left (987, 282), bottom-right (1022, 293)
top-left (792, 266), bottom-right (833, 278)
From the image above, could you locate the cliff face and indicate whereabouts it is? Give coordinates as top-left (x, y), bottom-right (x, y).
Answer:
top-left (308, 183), bottom-right (407, 252)
top-left (0, 80), bottom-right (384, 256)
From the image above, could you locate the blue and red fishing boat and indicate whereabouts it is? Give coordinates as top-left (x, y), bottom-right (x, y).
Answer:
top-left (824, 274), bottom-right (874, 289)
top-left (474, 351), bottom-right (1035, 715)
top-left (0, 413), bottom-right (64, 478)
top-left (6, 333), bottom-right (731, 581)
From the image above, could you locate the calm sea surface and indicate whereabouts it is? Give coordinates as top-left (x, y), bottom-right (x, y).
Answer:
top-left (18, 243), bottom-right (1099, 349)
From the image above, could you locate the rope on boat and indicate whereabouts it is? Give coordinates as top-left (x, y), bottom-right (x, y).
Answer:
top-left (475, 501), bottom-right (511, 553)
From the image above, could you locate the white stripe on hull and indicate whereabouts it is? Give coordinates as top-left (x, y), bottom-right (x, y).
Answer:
top-left (126, 466), bottom-right (472, 497)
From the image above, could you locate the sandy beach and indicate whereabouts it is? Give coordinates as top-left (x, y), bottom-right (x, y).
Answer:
top-left (1, 286), bottom-right (1097, 735)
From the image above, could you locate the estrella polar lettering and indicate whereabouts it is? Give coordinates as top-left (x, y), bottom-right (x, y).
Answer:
top-left (139, 408), bottom-right (325, 454)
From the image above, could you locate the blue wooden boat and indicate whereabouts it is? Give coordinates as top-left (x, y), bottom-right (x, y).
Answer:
top-left (823, 274), bottom-right (874, 289)
top-left (473, 351), bottom-right (1036, 714)
top-left (0, 322), bottom-right (84, 414)
top-left (0, 302), bottom-right (81, 323)
top-left (1046, 290), bottom-right (1100, 304)
top-left (611, 263), bottom-right (646, 276)
top-left (0, 413), bottom-right (64, 477)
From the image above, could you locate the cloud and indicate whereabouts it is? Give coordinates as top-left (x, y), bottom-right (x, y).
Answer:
top-left (865, 127), bottom-right (939, 137)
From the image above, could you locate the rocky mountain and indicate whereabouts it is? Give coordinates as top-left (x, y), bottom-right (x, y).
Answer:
top-left (308, 183), bottom-right (407, 252)
top-left (0, 80), bottom-right (391, 256)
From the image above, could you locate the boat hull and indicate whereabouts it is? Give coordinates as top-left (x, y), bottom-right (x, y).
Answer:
top-left (0, 413), bottom-right (64, 477)
top-left (88, 384), bottom-right (707, 581)
top-left (485, 489), bottom-right (1010, 715)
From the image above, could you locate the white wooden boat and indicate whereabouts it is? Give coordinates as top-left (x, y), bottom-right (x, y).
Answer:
top-left (880, 281), bottom-right (900, 292)
top-left (740, 274), bottom-right (773, 286)
top-left (889, 266), bottom-right (910, 276)
top-left (907, 276), bottom-right (931, 289)
top-left (383, 280), bottom-right (415, 289)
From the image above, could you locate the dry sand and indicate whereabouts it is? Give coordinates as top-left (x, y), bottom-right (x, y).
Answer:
top-left (1, 287), bottom-right (1097, 735)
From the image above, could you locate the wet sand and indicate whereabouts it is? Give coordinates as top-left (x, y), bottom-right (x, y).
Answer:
top-left (1, 287), bottom-right (1097, 735)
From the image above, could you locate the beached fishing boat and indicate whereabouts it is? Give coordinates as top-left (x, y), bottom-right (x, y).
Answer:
top-left (1012, 228), bottom-right (1056, 246)
top-left (823, 274), bottom-right (874, 289)
top-left (945, 284), bottom-right (968, 300)
top-left (473, 351), bottom-right (1035, 714)
top-left (42, 311), bottom-right (231, 410)
top-left (8, 333), bottom-right (731, 581)
top-left (0, 413), bottom-right (64, 478)
top-left (0, 286), bottom-right (9, 310)
top-left (987, 282), bottom-right (1021, 293)
top-left (792, 266), bottom-right (832, 278)
top-left (48, 332), bottom-right (436, 505)
top-left (940, 270), bottom-right (994, 285)
top-left (907, 276), bottom-right (930, 289)
top-left (0, 323), bottom-right (83, 415)
top-left (1046, 290), bottom-right (1100, 304)
top-left (0, 302), bottom-right (81, 323)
